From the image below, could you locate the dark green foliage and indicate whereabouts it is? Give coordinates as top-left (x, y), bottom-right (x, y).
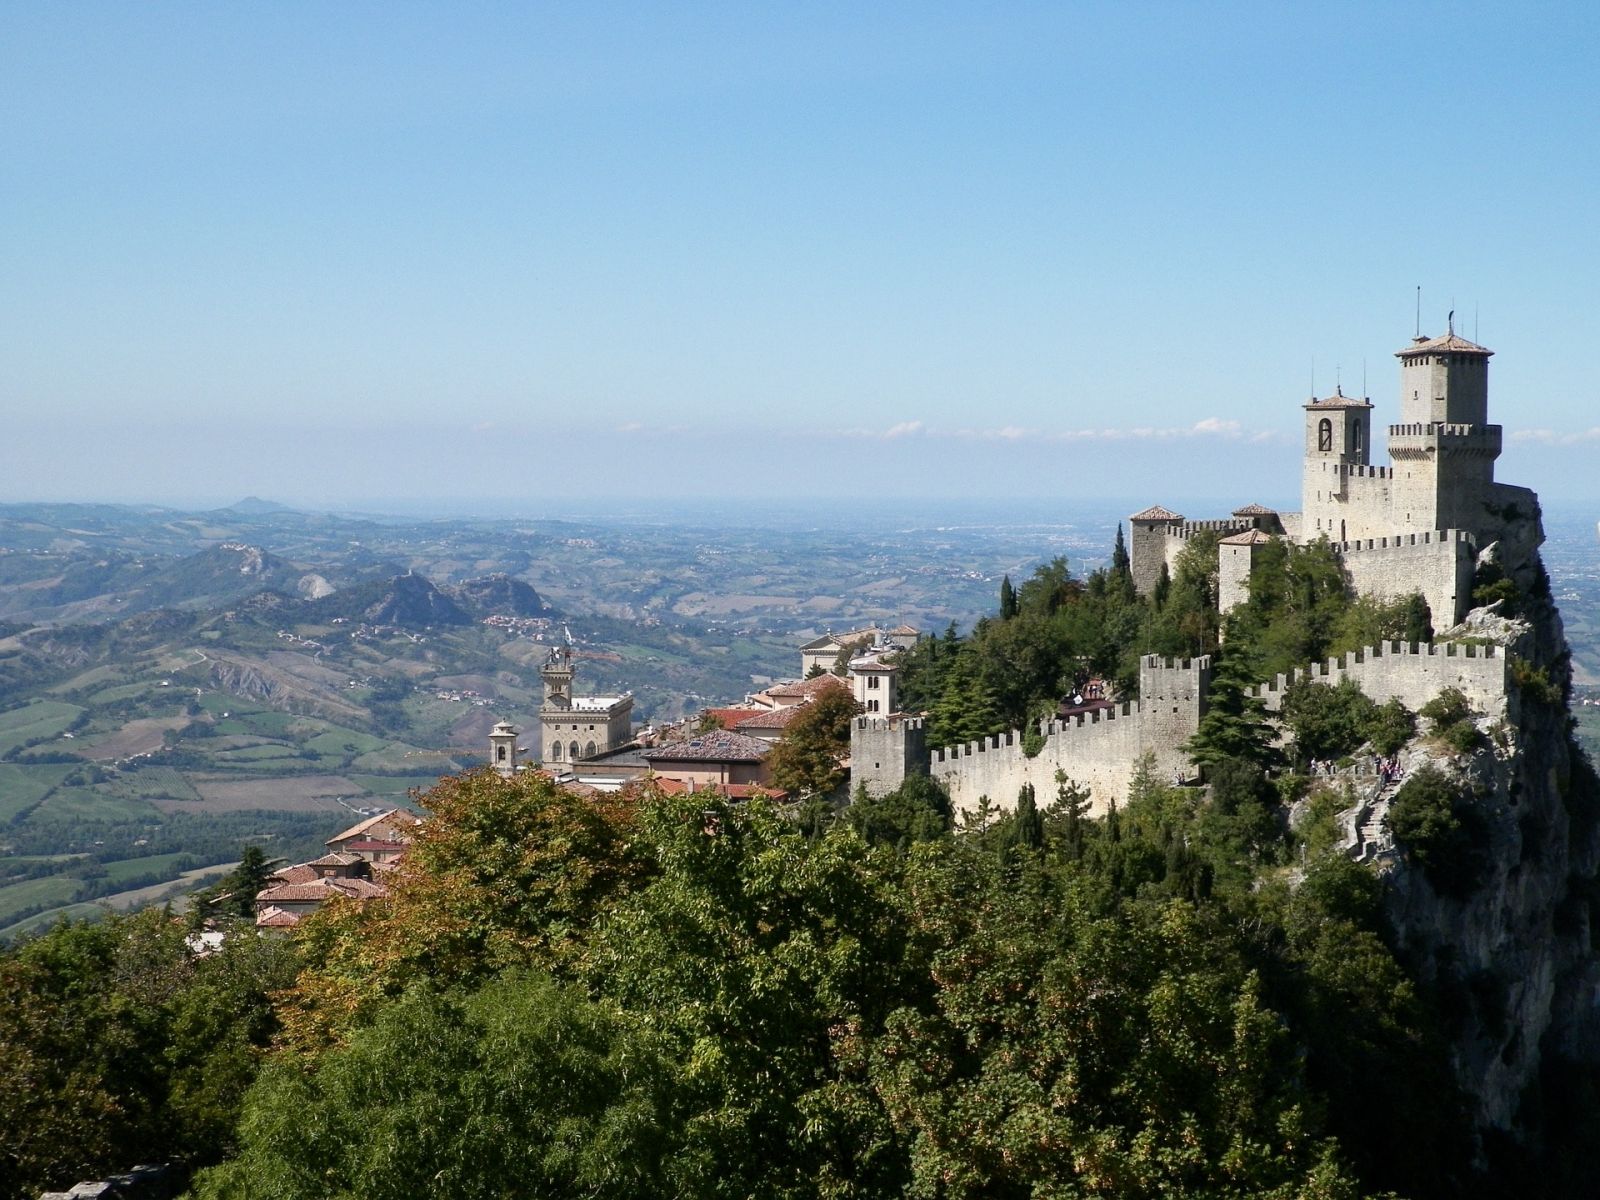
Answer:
top-left (1420, 687), bottom-right (1481, 753)
top-left (1472, 559), bottom-right (1522, 617)
top-left (844, 775), bottom-right (951, 849)
top-left (0, 911), bottom-right (296, 1199)
top-left (1281, 677), bottom-right (1378, 764)
top-left (1223, 537), bottom-right (1361, 679)
top-left (766, 686), bottom-right (860, 798)
top-left (1006, 781), bottom-right (1044, 849)
top-left (998, 573), bottom-right (1017, 619)
top-left (1387, 765), bottom-right (1491, 897)
top-left (1186, 650), bottom-right (1282, 771)
top-left (191, 973), bottom-right (674, 1200)
top-left (1367, 697), bottom-right (1418, 756)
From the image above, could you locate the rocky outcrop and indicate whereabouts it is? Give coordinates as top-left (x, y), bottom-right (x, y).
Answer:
top-left (1364, 515), bottom-right (1600, 1160)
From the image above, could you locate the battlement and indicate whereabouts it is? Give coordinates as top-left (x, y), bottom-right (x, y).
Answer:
top-left (854, 714), bottom-right (925, 734)
top-left (929, 700), bottom-right (1141, 766)
top-left (1246, 638), bottom-right (1510, 721)
top-left (1334, 463), bottom-right (1395, 480)
top-left (1331, 528), bottom-right (1476, 555)
top-left (1169, 518), bottom-right (1252, 538)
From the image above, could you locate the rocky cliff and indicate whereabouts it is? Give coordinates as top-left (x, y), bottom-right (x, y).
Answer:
top-left (1363, 511), bottom-right (1600, 1175)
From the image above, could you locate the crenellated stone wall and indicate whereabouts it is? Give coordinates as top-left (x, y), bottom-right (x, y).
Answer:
top-left (1246, 638), bottom-right (1511, 722)
top-left (925, 654), bottom-right (1211, 821)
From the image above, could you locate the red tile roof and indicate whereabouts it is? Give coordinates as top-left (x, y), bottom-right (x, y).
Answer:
top-left (255, 906), bottom-right (301, 928)
top-left (256, 877), bottom-right (389, 905)
top-left (1231, 503), bottom-right (1277, 516)
top-left (764, 674), bottom-right (851, 701)
top-left (269, 864), bottom-right (319, 885)
top-left (1396, 332), bottom-right (1492, 357)
top-left (704, 706), bottom-right (766, 730)
top-left (1305, 387), bottom-right (1372, 408)
top-left (641, 730), bottom-right (771, 763)
top-left (327, 809), bottom-right (422, 846)
top-left (1219, 529), bottom-right (1276, 545)
top-left (733, 706), bottom-right (803, 731)
top-left (651, 777), bottom-right (788, 802)
top-left (1130, 505), bottom-right (1183, 522)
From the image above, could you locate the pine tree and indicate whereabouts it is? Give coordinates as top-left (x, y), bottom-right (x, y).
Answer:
top-left (1184, 650), bottom-right (1283, 771)
top-left (1112, 523), bottom-right (1130, 577)
top-left (1008, 782), bottom-right (1044, 849)
top-left (999, 574), bottom-right (1018, 620)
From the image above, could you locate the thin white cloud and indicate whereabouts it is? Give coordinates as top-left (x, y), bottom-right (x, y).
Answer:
top-left (839, 420), bottom-right (927, 439)
top-left (1510, 428), bottom-right (1600, 446)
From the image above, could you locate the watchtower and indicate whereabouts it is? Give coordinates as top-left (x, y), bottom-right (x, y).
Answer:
top-left (541, 646), bottom-right (574, 711)
top-left (1389, 326), bottom-right (1501, 533)
top-left (1301, 385), bottom-right (1374, 541)
top-left (489, 720), bottom-right (520, 778)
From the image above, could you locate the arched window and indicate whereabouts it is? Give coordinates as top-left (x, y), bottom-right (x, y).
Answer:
top-left (1352, 422), bottom-right (1362, 453)
top-left (569, 741), bottom-right (580, 760)
top-left (496, 745), bottom-right (507, 762)
top-left (585, 741), bottom-right (596, 758)
top-left (550, 741), bottom-right (562, 760)
top-left (1318, 418), bottom-right (1333, 452)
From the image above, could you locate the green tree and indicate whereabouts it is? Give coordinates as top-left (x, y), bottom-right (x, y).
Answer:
top-left (1186, 651), bottom-right (1282, 771)
top-left (998, 573), bottom-right (1018, 619)
top-left (766, 686), bottom-right (861, 799)
top-left (191, 973), bottom-right (676, 1200)
top-left (1281, 677), bottom-right (1378, 765)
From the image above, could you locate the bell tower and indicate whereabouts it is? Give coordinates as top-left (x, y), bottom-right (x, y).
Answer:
top-left (488, 720), bottom-right (520, 778)
top-left (540, 646), bottom-right (574, 711)
top-left (1301, 385), bottom-right (1373, 540)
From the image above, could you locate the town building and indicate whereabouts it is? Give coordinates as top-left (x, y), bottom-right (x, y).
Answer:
top-left (538, 644), bottom-right (634, 765)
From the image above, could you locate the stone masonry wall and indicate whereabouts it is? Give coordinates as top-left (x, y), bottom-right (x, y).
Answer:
top-left (1246, 639), bottom-right (1511, 723)
top-left (1334, 529), bottom-right (1478, 629)
top-left (931, 655), bottom-right (1210, 822)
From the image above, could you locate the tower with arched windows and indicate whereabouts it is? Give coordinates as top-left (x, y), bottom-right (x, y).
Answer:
top-left (1301, 384), bottom-right (1374, 543)
top-left (537, 644), bottom-right (634, 766)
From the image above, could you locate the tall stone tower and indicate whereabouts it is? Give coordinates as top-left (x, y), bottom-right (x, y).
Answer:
top-left (1389, 327), bottom-right (1500, 534)
top-left (488, 720), bottom-right (520, 778)
top-left (541, 646), bottom-right (574, 713)
top-left (1301, 385), bottom-right (1374, 541)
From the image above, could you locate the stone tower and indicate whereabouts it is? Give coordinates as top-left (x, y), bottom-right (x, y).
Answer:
top-left (489, 720), bottom-right (520, 778)
top-left (541, 646), bottom-right (574, 712)
top-left (1301, 385), bottom-right (1374, 542)
top-left (1389, 328), bottom-right (1501, 534)
top-left (1127, 505), bottom-right (1183, 597)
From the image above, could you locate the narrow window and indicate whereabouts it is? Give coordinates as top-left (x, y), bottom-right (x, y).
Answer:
top-left (1318, 418), bottom-right (1333, 452)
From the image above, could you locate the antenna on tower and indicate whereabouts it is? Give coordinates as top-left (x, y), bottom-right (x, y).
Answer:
top-left (1448, 308), bottom-right (1455, 335)
top-left (1362, 359), bottom-right (1367, 397)
top-left (1415, 286), bottom-right (1421, 337)
top-left (1474, 304), bottom-right (1479, 343)
top-left (1310, 355), bottom-right (1316, 400)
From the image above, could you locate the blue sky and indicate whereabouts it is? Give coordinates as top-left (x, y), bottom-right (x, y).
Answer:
top-left (4, 2), bottom-right (1599, 512)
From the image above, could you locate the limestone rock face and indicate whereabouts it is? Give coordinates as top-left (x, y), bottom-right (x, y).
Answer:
top-left (1373, 518), bottom-right (1600, 1151)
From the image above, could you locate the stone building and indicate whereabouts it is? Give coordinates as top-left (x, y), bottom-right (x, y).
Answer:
top-left (538, 644), bottom-right (634, 765)
top-left (851, 319), bottom-right (1531, 819)
top-left (1128, 322), bottom-right (1538, 629)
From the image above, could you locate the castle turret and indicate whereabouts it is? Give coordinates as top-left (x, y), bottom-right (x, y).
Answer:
top-left (1388, 328), bottom-right (1501, 534)
top-left (1301, 386), bottom-right (1375, 541)
top-left (489, 720), bottom-right (520, 778)
top-left (1128, 504), bottom-right (1184, 597)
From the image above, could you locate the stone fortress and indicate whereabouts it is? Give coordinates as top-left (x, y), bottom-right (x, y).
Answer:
top-left (852, 321), bottom-right (1533, 818)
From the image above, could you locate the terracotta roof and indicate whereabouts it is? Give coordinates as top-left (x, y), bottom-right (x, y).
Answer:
top-left (1231, 503), bottom-right (1277, 516)
top-left (307, 851), bottom-right (365, 868)
top-left (255, 906), bottom-right (301, 928)
top-left (269, 864), bottom-right (319, 885)
top-left (327, 809), bottom-right (422, 846)
top-left (849, 655), bottom-right (896, 672)
top-left (888, 624), bottom-right (920, 636)
top-left (641, 730), bottom-right (771, 763)
top-left (651, 777), bottom-right (789, 802)
top-left (734, 706), bottom-right (804, 731)
top-left (1396, 332), bottom-right (1492, 357)
top-left (1129, 505), bottom-right (1183, 522)
top-left (1305, 386), bottom-right (1372, 409)
top-left (764, 674), bottom-right (852, 700)
top-left (798, 628), bottom-right (878, 653)
top-left (1219, 529), bottom-right (1276, 545)
top-left (704, 706), bottom-right (766, 730)
top-left (256, 877), bottom-right (389, 904)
